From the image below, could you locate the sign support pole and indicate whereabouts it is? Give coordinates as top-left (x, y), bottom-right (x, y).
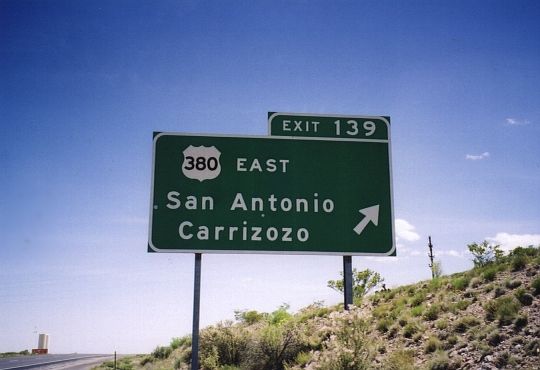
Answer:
top-left (343, 255), bottom-right (353, 310)
top-left (191, 253), bottom-right (202, 370)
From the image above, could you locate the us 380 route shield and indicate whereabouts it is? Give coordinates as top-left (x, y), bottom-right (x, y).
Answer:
top-left (148, 132), bottom-right (394, 255)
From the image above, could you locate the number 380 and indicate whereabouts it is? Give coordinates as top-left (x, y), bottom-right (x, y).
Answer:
top-left (183, 156), bottom-right (219, 171)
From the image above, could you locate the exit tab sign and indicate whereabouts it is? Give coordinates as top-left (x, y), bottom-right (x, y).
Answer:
top-left (268, 112), bottom-right (389, 141)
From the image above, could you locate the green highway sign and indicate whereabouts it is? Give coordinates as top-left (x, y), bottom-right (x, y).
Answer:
top-left (269, 112), bottom-right (390, 140)
top-left (148, 131), bottom-right (394, 255)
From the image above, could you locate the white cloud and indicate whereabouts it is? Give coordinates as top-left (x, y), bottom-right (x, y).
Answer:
top-left (437, 249), bottom-right (466, 258)
top-left (505, 118), bottom-right (530, 126)
top-left (395, 219), bottom-right (420, 242)
top-left (486, 232), bottom-right (540, 253)
top-left (465, 152), bottom-right (490, 161)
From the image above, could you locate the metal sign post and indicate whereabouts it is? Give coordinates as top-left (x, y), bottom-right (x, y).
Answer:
top-left (191, 253), bottom-right (202, 370)
top-left (343, 255), bottom-right (353, 310)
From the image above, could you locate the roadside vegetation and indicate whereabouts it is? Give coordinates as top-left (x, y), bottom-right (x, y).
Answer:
top-left (0, 350), bottom-right (30, 358)
top-left (98, 244), bottom-right (540, 370)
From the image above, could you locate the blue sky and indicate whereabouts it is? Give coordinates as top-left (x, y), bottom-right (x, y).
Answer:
top-left (1, 0), bottom-right (539, 354)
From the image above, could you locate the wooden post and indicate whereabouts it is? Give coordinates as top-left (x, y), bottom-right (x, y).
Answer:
top-left (428, 236), bottom-right (435, 279)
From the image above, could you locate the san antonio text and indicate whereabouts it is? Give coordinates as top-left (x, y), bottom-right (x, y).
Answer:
top-left (164, 191), bottom-right (335, 242)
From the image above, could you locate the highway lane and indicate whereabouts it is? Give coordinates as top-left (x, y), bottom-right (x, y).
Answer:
top-left (0, 354), bottom-right (113, 370)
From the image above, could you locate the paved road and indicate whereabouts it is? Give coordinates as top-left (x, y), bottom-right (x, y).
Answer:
top-left (0, 354), bottom-right (113, 370)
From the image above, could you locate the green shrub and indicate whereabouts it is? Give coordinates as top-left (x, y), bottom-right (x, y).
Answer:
top-left (235, 310), bottom-right (266, 325)
top-left (482, 267), bottom-right (497, 282)
top-left (428, 350), bottom-right (451, 370)
top-left (514, 314), bottom-right (528, 330)
top-left (445, 335), bottom-right (458, 349)
top-left (454, 316), bottom-right (480, 333)
top-left (484, 296), bottom-right (521, 325)
top-left (455, 299), bottom-right (470, 311)
top-left (388, 324), bottom-right (399, 338)
top-left (372, 303), bottom-right (392, 319)
top-left (410, 332), bottom-right (421, 343)
top-left (451, 276), bottom-right (470, 291)
top-left (425, 336), bottom-right (442, 353)
top-left (515, 288), bottom-right (534, 306)
top-left (487, 330), bottom-right (502, 346)
top-left (171, 335), bottom-right (191, 350)
top-left (174, 357), bottom-right (184, 370)
top-left (200, 322), bottom-right (249, 367)
top-left (532, 277), bottom-right (540, 295)
top-left (494, 351), bottom-right (512, 368)
top-left (200, 346), bottom-right (220, 369)
top-left (511, 254), bottom-right (528, 271)
top-left (308, 315), bottom-right (373, 370)
top-left (403, 323), bottom-right (419, 338)
top-left (384, 289), bottom-right (397, 300)
top-left (268, 304), bottom-right (292, 325)
top-left (139, 356), bottom-right (153, 365)
top-left (151, 346), bottom-right (172, 360)
top-left (493, 286), bottom-right (506, 298)
top-left (242, 323), bottom-right (304, 370)
top-left (469, 277), bottom-right (482, 288)
top-left (398, 316), bottom-right (408, 327)
top-left (103, 358), bottom-right (132, 370)
top-left (409, 292), bottom-right (425, 307)
top-left (423, 305), bottom-right (440, 321)
top-left (327, 268), bottom-right (384, 302)
top-left (525, 339), bottom-right (539, 356)
top-left (435, 319), bottom-right (448, 330)
top-left (438, 300), bottom-right (450, 313)
top-left (296, 303), bottom-right (330, 323)
top-left (468, 241), bottom-right (503, 267)
top-left (472, 339), bottom-right (491, 356)
top-left (505, 279), bottom-right (522, 289)
top-left (428, 277), bottom-right (443, 291)
top-left (395, 296), bottom-right (409, 307)
top-left (294, 351), bottom-right (311, 367)
top-left (497, 297), bottom-right (521, 325)
top-left (377, 317), bottom-right (392, 333)
top-left (437, 331), bottom-right (448, 341)
top-left (383, 349), bottom-right (415, 370)
top-left (411, 305), bottom-right (424, 317)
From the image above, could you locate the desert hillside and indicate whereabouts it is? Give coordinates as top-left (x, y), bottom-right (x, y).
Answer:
top-left (95, 246), bottom-right (540, 370)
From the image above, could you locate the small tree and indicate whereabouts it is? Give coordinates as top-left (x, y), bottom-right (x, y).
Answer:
top-left (468, 241), bottom-right (503, 267)
top-left (327, 268), bottom-right (384, 301)
top-left (432, 260), bottom-right (443, 278)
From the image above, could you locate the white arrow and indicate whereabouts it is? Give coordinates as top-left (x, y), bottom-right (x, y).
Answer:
top-left (353, 205), bottom-right (380, 235)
